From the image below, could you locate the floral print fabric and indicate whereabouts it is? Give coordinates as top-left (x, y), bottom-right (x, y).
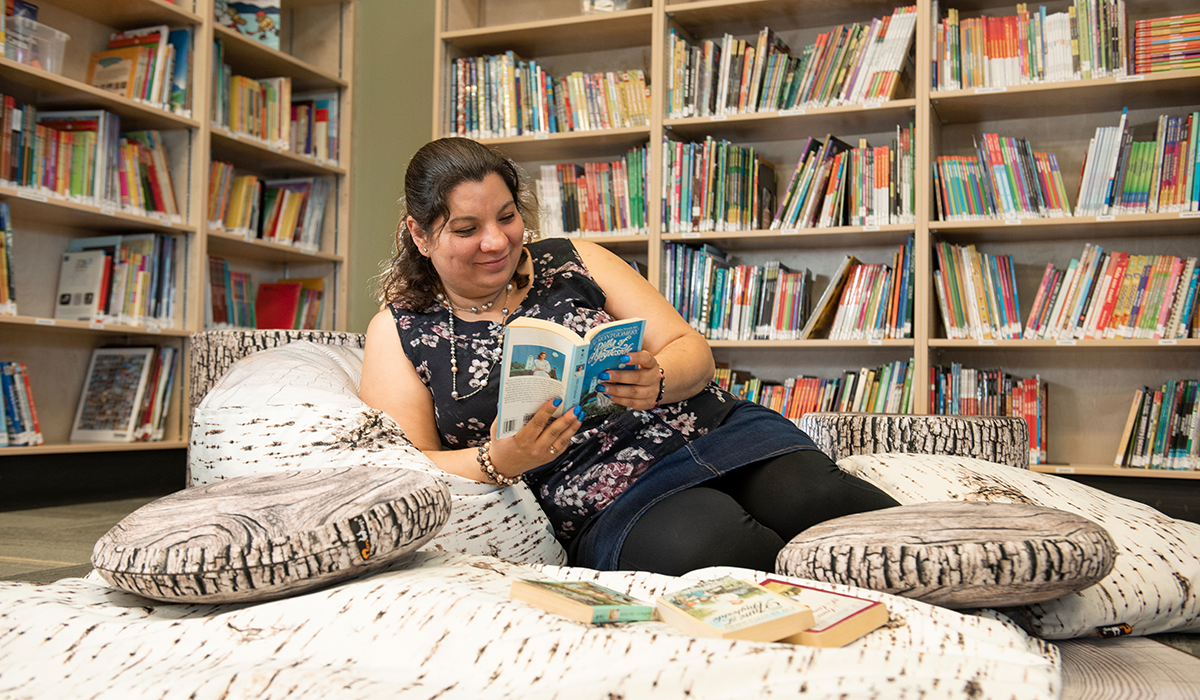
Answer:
top-left (390, 238), bottom-right (734, 543)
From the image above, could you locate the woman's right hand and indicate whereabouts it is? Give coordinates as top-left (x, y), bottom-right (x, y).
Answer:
top-left (489, 397), bottom-right (583, 480)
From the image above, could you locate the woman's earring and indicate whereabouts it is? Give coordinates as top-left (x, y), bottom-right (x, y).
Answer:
top-left (422, 247), bottom-right (429, 254)
top-left (523, 229), bottom-right (533, 245)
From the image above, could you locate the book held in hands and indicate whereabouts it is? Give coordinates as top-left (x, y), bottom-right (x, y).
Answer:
top-left (496, 316), bottom-right (645, 438)
top-left (509, 579), bottom-right (656, 624)
top-left (759, 578), bottom-right (889, 647)
top-left (655, 576), bottom-right (814, 642)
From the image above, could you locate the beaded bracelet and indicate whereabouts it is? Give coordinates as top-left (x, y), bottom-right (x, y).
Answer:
top-left (655, 366), bottom-right (666, 405)
top-left (477, 440), bottom-right (521, 486)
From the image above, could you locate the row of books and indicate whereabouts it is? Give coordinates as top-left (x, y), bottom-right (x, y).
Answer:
top-left (211, 40), bottom-right (340, 161)
top-left (536, 145), bottom-right (649, 237)
top-left (933, 134), bottom-right (1071, 221)
top-left (933, 241), bottom-right (1022, 340)
top-left (510, 574), bottom-right (888, 648)
top-left (928, 364), bottom-right (1048, 464)
top-left (444, 52), bottom-right (650, 139)
top-left (70, 345), bottom-right (177, 443)
top-left (1, 361), bottom-right (41, 447)
top-left (1078, 109), bottom-right (1200, 216)
top-left (1025, 245), bottom-right (1199, 341)
top-left (1115, 380), bottom-right (1199, 470)
top-left (661, 244), bottom-right (813, 341)
top-left (1131, 12), bottom-right (1199, 74)
top-left (660, 136), bottom-right (776, 234)
top-left (54, 233), bottom-right (179, 329)
top-left (0, 203), bottom-right (14, 314)
top-left (206, 257), bottom-right (324, 330)
top-left (827, 239), bottom-right (916, 341)
top-left (116, 131), bottom-right (181, 219)
top-left (0, 100), bottom-right (122, 207)
top-left (207, 162), bottom-right (333, 249)
top-left (770, 125), bottom-right (916, 231)
top-left (720, 359), bottom-right (917, 421)
top-left (666, 6), bottom-right (917, 117)
top-left (85, 24), bottom-right (193, 117)
top-left (933, 0), bottom-right (1129, 90)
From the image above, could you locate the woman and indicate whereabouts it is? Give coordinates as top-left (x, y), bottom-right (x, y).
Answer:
top-left (361, 138), bottom-right (898, 575)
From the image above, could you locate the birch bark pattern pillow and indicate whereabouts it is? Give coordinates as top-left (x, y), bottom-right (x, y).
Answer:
top-left (92, 467), bottom-right (451, 603)
top-left (835, 453), bottom-right (1200, 639)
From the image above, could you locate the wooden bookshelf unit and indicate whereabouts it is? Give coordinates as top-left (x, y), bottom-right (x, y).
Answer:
top-left (432, 0), bottom-right (1200, 479)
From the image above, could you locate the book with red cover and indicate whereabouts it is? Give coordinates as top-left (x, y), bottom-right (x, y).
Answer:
top-left (255, 281), bottom-right (302, 329)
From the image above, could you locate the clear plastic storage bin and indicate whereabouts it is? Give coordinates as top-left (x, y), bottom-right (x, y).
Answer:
top-left (4, 16), bottom-right (69, 75)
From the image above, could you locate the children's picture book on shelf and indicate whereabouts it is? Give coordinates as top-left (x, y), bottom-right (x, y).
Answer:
top-left (496, 317), bottom-right (645, 439)
top-left (70, 346), bottom-right (157, 443)
top-left (255, 281), bottom-right (302, 330)
top-left (509, 579), bottom-right (656, 624)
top-left (799, 255), bottom-right (860, 339)
top-left (655, 576), bottom-right (814, 642)
top-left (54, 249), bottom-right (109, 322)
top-left (758, 578), bottom-right (889, 647)
top-left (216, 0), bottom-right (280, 51)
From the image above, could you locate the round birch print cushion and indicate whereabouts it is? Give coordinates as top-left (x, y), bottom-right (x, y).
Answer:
top-left (92, 466), bottom-right (451, 603)
top-left (777, 501), bottom-right (1116, 609)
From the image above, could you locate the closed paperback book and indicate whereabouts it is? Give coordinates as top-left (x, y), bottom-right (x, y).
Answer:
top-left (496, 316), bottom-right (644, 438)
top-left (54, 250), bottom-right (109, 321)
top-left (509, 579), bottom-right (655, 624)
top-left (655, 576), bottom-right (814, 642)
top-left (759, 578), bottom-right (889, 647)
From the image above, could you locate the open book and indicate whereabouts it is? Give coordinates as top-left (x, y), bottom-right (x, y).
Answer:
top-left (496, 316), bottom-right (645, 438)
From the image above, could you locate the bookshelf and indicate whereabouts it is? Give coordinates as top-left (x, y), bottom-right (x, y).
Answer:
top-left (0, 0), bottom-right (355, 456)
top-left (432, 0), bottom-right (1200, 479)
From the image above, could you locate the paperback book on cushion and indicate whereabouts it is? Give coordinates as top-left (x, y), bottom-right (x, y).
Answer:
top-left (509, 579), bottom-right (655, 623)
top-left (655, 576), bottom-right (814, 642)
top-left (759, 578), bottom-right (889, 647)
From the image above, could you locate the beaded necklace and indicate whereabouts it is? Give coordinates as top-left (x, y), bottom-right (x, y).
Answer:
top-left (441, 283), bottom-right (513, 401)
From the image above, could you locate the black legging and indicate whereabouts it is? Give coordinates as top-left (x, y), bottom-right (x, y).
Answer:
top-left (616, 449), bottom-right (900, 576)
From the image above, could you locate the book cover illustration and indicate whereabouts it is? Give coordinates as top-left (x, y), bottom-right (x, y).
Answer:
top-left (655, 575), bottom-right (814, 642)
top-left (70, 346), bottom-right (156, 443)
top-left (759, 578), bottom-right (889, 647)
top-left (509, 579), bottom-right (656, 624)
top-left (216, 0), bottom-right (280, 51)
top-left (54, 249), bottom-right (108, 321)
top-left (496, 316), bottom-right (645, 438)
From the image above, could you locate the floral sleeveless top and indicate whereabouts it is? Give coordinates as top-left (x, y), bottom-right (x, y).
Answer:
top-left (389, 238), bottom-right (736, 544)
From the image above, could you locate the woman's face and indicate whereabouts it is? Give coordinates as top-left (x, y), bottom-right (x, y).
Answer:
top-left (412, 172), bottom-right (524, 300)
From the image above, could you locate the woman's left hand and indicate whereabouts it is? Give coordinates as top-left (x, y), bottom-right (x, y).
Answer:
top-left (594, 350), bottom-right (661, 411)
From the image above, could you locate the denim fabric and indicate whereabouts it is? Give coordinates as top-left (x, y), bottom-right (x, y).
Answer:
top-left (568, 400), bottom-right (821, 570)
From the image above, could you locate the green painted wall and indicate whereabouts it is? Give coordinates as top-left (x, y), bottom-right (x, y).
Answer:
top-left (348, 0), bottom-right (436, 332)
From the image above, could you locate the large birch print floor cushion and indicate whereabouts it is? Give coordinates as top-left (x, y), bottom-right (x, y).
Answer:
top-left (777, 501), bottom-right (1117, 609)
top-left (188, 341), bottom-right (568, 566)
top-left (835, 453), bottom-right (1200, 639)
top-left (0, 551), bottom-right (1063, 699)
top-left (91, 467), bottom-right (451, 603)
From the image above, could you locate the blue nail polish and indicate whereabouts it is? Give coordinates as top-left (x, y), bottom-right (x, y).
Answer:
top-left (596, 384), bottom-right (605, 394)
top-left (573, 406), bottom-right (584, 419)
top-left (599, 372), bottom-right (610, 380)
top-left (552, 397), bottom-right (562, 407)
top-left (620, 355), bottom-right (630, 363)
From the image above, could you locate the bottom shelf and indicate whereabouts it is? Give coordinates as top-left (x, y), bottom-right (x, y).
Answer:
top-left (1033, 464), bottom-right (1200, 480)
top-left (0, 440), bottom-right (188, 456)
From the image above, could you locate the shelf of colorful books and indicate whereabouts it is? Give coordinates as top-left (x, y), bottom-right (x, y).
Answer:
top-left (930, 70), bottom-right (1200, 124)
top-left (0, 59), bottom-right (199, 130)
top-left (0, 188), bottom-right (194, 234)
top-left (207, 229), bottom-right (344, 264)
top-left (0, 439), bottom-right (189, 457)
top-left (45, 0), bottom-right (200, 28)
top-left (213, 23), bottom-right (348, 92)
top-left (0, 314), bottom-right (190, 337)
top-left (1033, 464), bottom-right (1200, 480)
top-left (209, 128), bottom-right (347, 177)
top-left (440, 7), bottom-right (654, 54)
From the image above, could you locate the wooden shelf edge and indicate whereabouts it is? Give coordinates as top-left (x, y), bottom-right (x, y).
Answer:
top-left (1033, 464), bottom-right (1200, 480)
top-left (0, 314), bottom-right (191, 337)
top-left (0, 440), bottom-right (188, 456)
top-left (930, 338), bottom-right (1200, 349)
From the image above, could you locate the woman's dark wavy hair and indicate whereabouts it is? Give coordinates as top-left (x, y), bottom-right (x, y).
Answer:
top-left (377, 138), bottom-right (539, 310)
